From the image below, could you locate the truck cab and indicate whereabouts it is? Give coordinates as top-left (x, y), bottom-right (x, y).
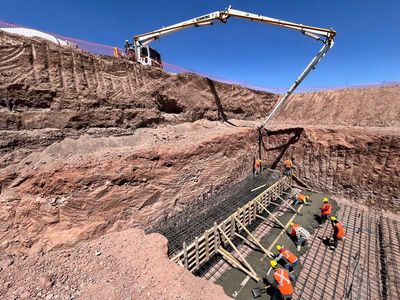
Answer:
top-left (125, 42), bottom-right (162, 68)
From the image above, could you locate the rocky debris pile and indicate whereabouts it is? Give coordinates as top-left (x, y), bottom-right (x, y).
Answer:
top-left (0, 228), bottom-right (230, 300)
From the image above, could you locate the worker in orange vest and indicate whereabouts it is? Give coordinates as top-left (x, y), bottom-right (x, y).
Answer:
top-left (283, 157), bottom-right (293, 176)
top-left (254, 159), bottom-right (262, 175)
top-left (275, 245), bottom-right (299, 271)
top-left (292, 193), bottom-right (311, 206)
top-left (267, 260), bottom-right (295, 300)
top-left (319, 198), bottom-right (332, 225)
top-left (329, 216), bottom-right (346, 250)
top-left (289, 222), bottom-right (310, 251)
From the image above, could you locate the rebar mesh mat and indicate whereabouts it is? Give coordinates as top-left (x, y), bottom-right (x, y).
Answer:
top-left (147, 170), bottom-right (281, 256)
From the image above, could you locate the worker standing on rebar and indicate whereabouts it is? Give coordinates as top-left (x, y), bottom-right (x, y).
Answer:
top-left (283, 157), bottom-right (293, 176)
top-left (289, 222), bottom-right (310, 251)
top-left (292, 193), bottom-right (311, 206)
top-left (267, 260), bottom-right (295, 300)
top-left (329, 216), bottom-right (346, 250)
top-left (320, 198), bottom-right (332, 225)
top-left (274, 245), bottom-right (299, 272)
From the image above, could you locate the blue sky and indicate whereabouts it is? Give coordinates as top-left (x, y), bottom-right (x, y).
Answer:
top-left (1, 0), bottom-right (399, 88)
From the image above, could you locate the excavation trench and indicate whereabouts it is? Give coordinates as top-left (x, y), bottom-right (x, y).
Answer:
top-left (147, 125), bottom-right (398, 299)
top-left (150, 168), bottom-right (340, 299)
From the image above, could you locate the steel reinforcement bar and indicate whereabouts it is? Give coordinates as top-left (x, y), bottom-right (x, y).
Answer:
top-left (171, 175), bottom-right (291, 281)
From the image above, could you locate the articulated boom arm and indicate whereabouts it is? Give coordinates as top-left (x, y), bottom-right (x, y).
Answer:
top-left (134, 6), bottom-right (335, 47)
top-left (133, 6), bottom-right (336, 128)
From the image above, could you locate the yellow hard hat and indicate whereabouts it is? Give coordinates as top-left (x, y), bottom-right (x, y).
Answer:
top-left (330, 216), bottom-right (337, 221)
top-left (270, 260), bottom-right (278, 268)
top-left (306, 196), bottom-right (310, 200)
top-left (323, 198), bottom-right (329, 203)
top-left (290, 222), bottom-right (295, 226)
top-left (276, 245), bottom-right (282, 251)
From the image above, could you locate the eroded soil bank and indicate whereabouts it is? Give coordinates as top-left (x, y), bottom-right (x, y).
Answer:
top-left (262, 125), bottom-right (399, 211)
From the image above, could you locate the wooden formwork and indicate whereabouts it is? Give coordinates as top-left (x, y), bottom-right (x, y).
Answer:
top-left (171, 176), bottom-right (292, 281)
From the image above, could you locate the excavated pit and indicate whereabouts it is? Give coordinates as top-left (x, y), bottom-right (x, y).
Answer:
top-left (0, 30), bottom-right (399, 299)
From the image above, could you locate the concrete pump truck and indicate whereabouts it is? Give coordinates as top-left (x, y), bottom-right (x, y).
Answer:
top-left (124, 5), bottom-right (336, 126)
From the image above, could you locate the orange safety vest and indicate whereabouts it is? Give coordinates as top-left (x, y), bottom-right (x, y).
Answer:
top-left (284, 159), bottom-right (293, 168)
top-left (321, 203), bottom-right (332, 216)
top-left (280, 248), bottom-right (298, 264)
top-left (297, 194), bottom-right (306, 202)
top-left (335, 222), bottom-right (346, 238)
top-left (273, 268), bottom-right (294, 296)
top-left (291, 224), bottom-right (300, 236)
top-left (255, 159), bottom-right (262, 168)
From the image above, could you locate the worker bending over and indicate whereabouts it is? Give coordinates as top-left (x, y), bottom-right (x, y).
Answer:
top-left (274, 245), bottom-right (299, 272)
top-left (319, 198), bottom-right (332, 225)
top-left (289, 222), bottom-right (310, 251)
top-left (267, 260), bottom-right (295, 300)
top-left (329, 216), bottom-right (346, 250)
top-left (283, 158), bottom-right (293, 176)
top-left (292, 193), bottom-right (311, 206)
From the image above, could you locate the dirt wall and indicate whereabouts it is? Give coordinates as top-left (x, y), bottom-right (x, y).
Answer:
top-left (262, 126), bottom-right (399, 211)
top-left (0, 120), bottom-right (259, 253)
top-left (273, 85), bottom-right (400, 127)
top-left (0, 30), bottom-right (277, 132)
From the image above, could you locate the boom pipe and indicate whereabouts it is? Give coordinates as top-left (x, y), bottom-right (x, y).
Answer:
top-left (222, 8), bottom-right (335, 40)
top-left (133, 6), bottom-right (335, 48)
top-left (134, 11), bottom-right (225, 47)
top-left (261, 41), bottom-right (333, 127)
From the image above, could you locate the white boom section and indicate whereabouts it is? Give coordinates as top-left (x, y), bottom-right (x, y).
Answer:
top-left (261, 41), bottom-right (333, 127)
top-left (133, 6), bottom-right (336, 127)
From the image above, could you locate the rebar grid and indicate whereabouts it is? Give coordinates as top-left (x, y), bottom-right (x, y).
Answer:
top-left (148, 171), bottom-right (280, 256)
top-left (293, 204), bottom-right (399, 300)
top-left (380, 217), bottom-right (400, 299)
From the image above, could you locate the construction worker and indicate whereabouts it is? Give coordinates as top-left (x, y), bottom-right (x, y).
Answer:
top-left (320, 198), bottom-right (332, 225)
top-left (283, 157), bottom-right (293, 176)
top-left (292, 193), bottom-right (311, 206)
top-left (267, 260), bottom-right (295, 300)
top-left (329, 216), bottom-right (346, 250)
top-left (275, 245), bottom-right (299, 271)
top-left (254, 158), bottom-right (262, 175)
top-left (289, 222), bottom-right (310, 251)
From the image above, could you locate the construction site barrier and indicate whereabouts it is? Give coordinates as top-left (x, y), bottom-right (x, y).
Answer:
top-left (171, 176), bottom-right (293, 281)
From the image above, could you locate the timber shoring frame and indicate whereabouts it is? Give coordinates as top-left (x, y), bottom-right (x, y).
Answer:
top-left (171, 176), bottom-right (292, 281)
